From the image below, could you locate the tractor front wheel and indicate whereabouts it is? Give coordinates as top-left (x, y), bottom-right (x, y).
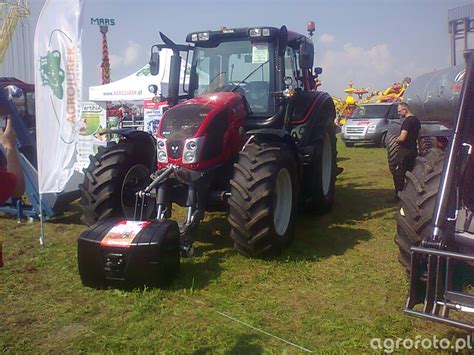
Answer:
top-left (228, 142), bottom-right (298, 257)
top-left (394, 148), bottom-right (446, 272)
top-left (80, 141), bottom-right (154, 226)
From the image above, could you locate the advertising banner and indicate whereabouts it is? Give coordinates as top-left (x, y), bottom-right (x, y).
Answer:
top-left (74, 101), bottom-right (107, 172)
top-left (34, 0), bottom-right (85, 193)
top-left (143, 99), bottom-right (167, 135)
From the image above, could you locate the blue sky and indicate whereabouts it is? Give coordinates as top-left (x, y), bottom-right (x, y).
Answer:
top-left (8, 0), bottom-right (474, 98)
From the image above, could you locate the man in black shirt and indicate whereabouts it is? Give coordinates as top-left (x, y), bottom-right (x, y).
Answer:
top-left (393, 102), bottom-right (421, 197)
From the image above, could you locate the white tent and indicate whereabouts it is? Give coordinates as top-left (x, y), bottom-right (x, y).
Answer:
top-left (89, 49), bottom-right (185, 102)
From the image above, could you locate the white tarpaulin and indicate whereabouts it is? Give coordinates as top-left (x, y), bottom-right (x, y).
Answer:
top-left (89, 49), bottom-right (173, 102)
top-left (34, 0), bottom-right (85, 193)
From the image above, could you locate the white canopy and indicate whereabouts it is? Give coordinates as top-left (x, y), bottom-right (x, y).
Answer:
top-left (89, 49), bottom-right (187, 102)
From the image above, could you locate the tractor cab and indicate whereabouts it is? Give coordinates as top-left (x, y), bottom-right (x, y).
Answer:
top-left (186, 27), bottom-right (316, 116)
top-left (149, 26), bottom-right (320, 129)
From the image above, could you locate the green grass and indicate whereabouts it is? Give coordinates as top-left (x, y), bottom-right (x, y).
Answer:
top-left (0, 139), bottom-right (468, 352)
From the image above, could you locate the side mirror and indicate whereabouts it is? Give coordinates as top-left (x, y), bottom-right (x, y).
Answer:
top-left (277, 25), bottom-right (288, 57)
top-left (314, 67), bottom-right (323, 75)
top-left (298, 40), bottom-right (314, 69)
top-left (149, 46), bottom-right (160, 76)
top-left (4, 85), bottom-right (23, 99)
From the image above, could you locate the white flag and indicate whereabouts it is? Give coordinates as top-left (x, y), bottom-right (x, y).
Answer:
top-left (34, 0), bottom-right (84, 193)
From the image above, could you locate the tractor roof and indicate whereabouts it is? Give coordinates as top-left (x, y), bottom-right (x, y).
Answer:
top-left (186, 26), bottom-right (310, 48)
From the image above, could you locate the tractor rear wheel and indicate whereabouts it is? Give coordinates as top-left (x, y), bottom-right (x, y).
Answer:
top-left (394, 148), bottom-right (446, 272)
top-left (386, 124), bottom-right (401, 175)
top-left (303, 123), bottom-right (337, 214)
top-left (228, 142), bottom-right (298, 257)
top-left (379, 131), bottom-right (387, 148)
top-left (80, 141), bottom-right (154, 226)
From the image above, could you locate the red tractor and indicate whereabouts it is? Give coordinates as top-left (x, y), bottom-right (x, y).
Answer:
top-left (78, 25), bottom-right (337, 288)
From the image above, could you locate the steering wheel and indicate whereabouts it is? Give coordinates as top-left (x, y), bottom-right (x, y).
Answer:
top-left (245, 81), bottom-right (269, 110)
top-left (214, 83), bottom-right (247, 96)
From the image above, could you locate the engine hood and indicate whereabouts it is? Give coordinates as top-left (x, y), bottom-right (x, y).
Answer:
top-left (184, 92), bottom-right (244, 108)
top-left (158, 92), bottom-right (243, 141)
top-left (156, 91), bottom-right (247, 169)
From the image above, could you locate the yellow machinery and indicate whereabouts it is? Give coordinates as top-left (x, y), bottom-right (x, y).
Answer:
top-left (0, 0), bottom-right (30, 64)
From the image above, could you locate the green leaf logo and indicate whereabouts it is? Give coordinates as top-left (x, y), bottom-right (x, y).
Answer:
top-left (39, 50), bottom-right (65, 99)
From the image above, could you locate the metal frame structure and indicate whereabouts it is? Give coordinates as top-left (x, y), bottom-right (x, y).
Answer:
top-left (405, 50), bottom-right (474, 330)
top-left (449, 4), bottom-right (474, 66)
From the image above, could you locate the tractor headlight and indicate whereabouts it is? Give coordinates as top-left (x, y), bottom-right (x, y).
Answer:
top-left (184, 151), bottom-right (195, 162)
top-left (198, 32), bottom-right (209, 41)
top-left (182, 136), bottom-right (205, 164)
top-left (367, 125), bottom-right (376, 133)
top-left (186, 140), bottom-right (197, 151)
top-left (249, 28), bottom-right (262, 37)
top-left (156, 138), bottom-right (168, 163)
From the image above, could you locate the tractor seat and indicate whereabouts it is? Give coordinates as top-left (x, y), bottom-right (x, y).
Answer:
top-left (454, 208), bottom-right (474, 247)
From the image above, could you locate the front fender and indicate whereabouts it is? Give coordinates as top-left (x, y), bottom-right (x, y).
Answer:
top-left (109, 129), bottom-right (157, 171)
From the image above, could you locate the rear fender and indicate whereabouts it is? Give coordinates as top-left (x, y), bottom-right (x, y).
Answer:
top-left (420, 129), bottom-right (453, 139)
top-left (246, 128), bottom-right (295, 147)
top-left (288, 91), bottom-right (336, 146)
top-left (245, 128), bottom-right (300, 170)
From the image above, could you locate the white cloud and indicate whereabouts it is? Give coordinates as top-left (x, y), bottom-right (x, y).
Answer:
top-left (109, 53), bottom-right (123, 68)
top-left (124, 40), bottom-right (142, 66)
top-left (319, 33), bottom-right (335, 44)
top-left (317, 42), bottom-right (430, 97)
top-left (108, 40), bottom-right (144, 78)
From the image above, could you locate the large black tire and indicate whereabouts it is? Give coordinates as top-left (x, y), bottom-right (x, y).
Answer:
top-left (379, 131), bottom-right (387, 148)
top-left (80, 141), bottom-right (154, 226)
top-left (344, 142), bottom-right (354, 148)
top-left (303, 123), bottom-right (337, 214)
top-left (386, 124), bottom-right (401, 175)
top-left (394, 148), bottom-right (446, 272)
top-left (228, 142), bottom-right (299, 257)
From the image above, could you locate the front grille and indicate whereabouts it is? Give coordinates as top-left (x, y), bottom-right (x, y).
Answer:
top-left (345, 126), bottom-right (366, 135)
top-left (160, 104), bottom-right (212, 141)
top-left (168, 140), bottom-right (183, 159)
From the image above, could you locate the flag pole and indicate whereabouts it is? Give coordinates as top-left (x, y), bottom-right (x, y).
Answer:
top-left (39, 193), bottom-right (45, 246)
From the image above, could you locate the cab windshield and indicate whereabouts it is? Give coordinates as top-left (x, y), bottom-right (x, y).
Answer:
top-left (191, 40), bottom-right (272, 114)
top-left (351, 105), bottom-right (391, 119)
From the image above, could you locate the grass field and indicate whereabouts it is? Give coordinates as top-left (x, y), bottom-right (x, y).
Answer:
top-left (0, 139), bottom-right (469, 353)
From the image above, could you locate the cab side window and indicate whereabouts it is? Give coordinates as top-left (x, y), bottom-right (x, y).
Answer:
top-left (284, 47), bottom-right (301, 89)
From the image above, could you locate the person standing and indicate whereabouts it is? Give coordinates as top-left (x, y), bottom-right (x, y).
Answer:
top-left (393, 102), bottom-right (421, 197)
top-left (0, 116), bottom-right (25, 203)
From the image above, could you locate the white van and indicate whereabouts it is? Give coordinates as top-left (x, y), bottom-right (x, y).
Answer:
top-left (341, 103), bottom-right (399, 147)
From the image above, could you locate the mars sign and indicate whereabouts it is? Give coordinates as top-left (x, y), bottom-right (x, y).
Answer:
top-left (90, 18), bottom-right (116, 26)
